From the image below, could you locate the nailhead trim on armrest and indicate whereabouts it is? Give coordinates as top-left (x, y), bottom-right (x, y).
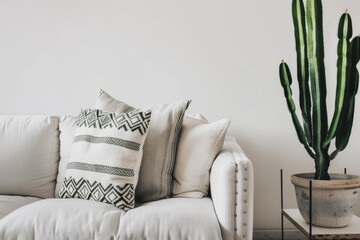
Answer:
top-left (234, 163), bottom-right (249, 240)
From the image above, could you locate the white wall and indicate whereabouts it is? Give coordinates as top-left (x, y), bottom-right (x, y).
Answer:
top-left (1, 0), bottom-right (360, 230)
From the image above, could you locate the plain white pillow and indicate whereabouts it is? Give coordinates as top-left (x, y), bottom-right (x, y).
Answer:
top-left (172, 116), bottom-right (230, 198)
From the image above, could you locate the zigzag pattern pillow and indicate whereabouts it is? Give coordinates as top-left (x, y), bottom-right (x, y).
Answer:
top-left (57, 109), bottom-right (151, 210)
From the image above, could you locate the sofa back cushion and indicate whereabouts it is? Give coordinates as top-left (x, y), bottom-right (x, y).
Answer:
top-left (55, 116), bottom-right (78, 196)
top-left (0, 116), bottom-right (59, 198)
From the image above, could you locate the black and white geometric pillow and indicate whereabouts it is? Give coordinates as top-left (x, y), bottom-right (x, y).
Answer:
top-left (57, 109), bottom-right (151, 210)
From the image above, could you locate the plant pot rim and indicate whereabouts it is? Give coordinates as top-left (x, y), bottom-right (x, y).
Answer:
top-left (291, 173), bottom-right (360, 189)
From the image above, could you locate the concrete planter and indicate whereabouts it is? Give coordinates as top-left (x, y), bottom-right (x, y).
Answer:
top-left (291, 173), bottom-right (360, 228)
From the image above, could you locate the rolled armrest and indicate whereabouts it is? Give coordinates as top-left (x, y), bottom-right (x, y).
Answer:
top-left (210, 136), bottom-right (254, 240)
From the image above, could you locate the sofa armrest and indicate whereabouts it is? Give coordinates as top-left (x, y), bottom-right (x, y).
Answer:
top-left (210, 136), bottom-right (254, 240)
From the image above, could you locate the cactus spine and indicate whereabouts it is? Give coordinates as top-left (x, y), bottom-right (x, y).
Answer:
top-left (279, 0), bottom-right (360, 180)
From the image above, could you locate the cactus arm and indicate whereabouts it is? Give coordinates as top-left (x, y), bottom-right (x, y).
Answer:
top-left (306, 0), bottom-right (328, 149)
top-left (323, 13), bottom-right (353, 148)
top-left (335, 36), bottom-right (360, 151)
top-left (329, 150), bottom-right (339, 160)
top-left (292, 0), bottom-right (312, 146)
top-left (279, 61), bottom-right (315, 158)
top-left (306, 0), bottom-right (329, 179)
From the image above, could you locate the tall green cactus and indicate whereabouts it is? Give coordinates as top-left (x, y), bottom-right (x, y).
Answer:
top-left (279, 0), bottom-right (360, 180)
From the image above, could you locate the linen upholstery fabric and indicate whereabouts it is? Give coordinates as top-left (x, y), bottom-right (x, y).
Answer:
top-left (95, 89), bottom-right (191, 202)
top-left (0, 198), bottom-right (125, 240)
top-left (185, 112), bottom-right (208, 121)
top-left (0, 195), bottom-right (41, 220)
top-left (0, 116), bottom-right (59, 198)
top-left (210, 136), bottom-right (254, 240)
top-left (96, 90), bottom-right (135, 113)
top-left (0, 198), bottom-right (220, 240)
top-left (57, 109), bottom-right (151, 210)
top-left (55, 115), bottom-right (77, 196)
top-left (172, 116), bottom-right (230, 198)
top-left (120, 198), bottom-right (222, 240)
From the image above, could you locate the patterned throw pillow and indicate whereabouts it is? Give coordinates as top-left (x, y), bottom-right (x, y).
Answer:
top-left (95, 89), bottom-right (191, 202)
top-left (57, 109), bottom-right (151, 210)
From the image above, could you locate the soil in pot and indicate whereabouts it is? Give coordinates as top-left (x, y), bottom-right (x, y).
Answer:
top-left (291, 173), bottom-right (360, 228)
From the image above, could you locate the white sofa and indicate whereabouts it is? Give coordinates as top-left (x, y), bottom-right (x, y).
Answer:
top-left (0, 114), bottom-right (253, 240)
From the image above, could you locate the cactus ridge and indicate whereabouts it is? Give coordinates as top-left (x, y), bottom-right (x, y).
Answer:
top-left (279, 0), bottom-right (360, 180)
top-left (292, 0), bottom-right (312, 146)
top-left (336, 36), bottom-right (360, 151)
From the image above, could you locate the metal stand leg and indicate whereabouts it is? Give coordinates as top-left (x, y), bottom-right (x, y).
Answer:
top-left (281, 169), bottom-right (284, 240)
top-left (309, 180), bottom-right (312, 240)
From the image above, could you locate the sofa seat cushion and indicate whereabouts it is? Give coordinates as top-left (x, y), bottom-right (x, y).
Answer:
top-left (120, 198), bottom-right (222, 240)
top-left (0, 195), bottom-right (41, 220)
top-left (0, 198), bottom-right (125, 240)
top-left (0, 198), bottom-right (221, 240)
